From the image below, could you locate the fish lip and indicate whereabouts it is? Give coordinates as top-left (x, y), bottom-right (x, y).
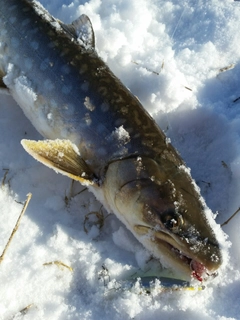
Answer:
top-left (159, 239), bottom-right (211, 281)
top-left (134, 224), bottom-right (217, 281)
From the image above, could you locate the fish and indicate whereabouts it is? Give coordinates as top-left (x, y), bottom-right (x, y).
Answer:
top-left (0, 0), bottom-right (223, 281)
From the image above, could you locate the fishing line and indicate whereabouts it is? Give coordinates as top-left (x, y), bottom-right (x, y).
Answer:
top-left (170, 6), bottom-right (186, 41)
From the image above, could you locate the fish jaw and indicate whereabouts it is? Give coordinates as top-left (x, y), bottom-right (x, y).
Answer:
top-left (103, 157), bottom-right (222, 280)
top-left (133, 224), bottom-right (221, 281)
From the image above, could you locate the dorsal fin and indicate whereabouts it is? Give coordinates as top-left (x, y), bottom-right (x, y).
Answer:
top-left (61, 14), bottom-right (95, 48)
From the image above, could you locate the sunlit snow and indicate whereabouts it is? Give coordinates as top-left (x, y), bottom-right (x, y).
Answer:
top-left (1, 0), bottom-right (240, 319)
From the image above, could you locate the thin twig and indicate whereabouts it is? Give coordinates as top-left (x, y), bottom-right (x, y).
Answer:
top-left (184, 86), bottom-right (192, 91)
top-left (131, 60), bottom-right (161, 75)
top-left (84, 206), bottom-right (111, 234)
top-left (221, 207), bottom-right (240, 227)
top-left (0, 193), bottom-right (32, 263)
top-left (8, 304), bottom-right (35, 320)
top-left (16, 304), bottom-right (34, 317)
top-left (219, 64), bottom-right (235, 73)
top-left (233, 97), bottom-right (240, 103)
top-left (43, 260), bottom-right (73, 272)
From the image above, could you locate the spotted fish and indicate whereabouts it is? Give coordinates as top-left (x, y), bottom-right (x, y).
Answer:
top-left (0, 0), bottom-right (224, 281)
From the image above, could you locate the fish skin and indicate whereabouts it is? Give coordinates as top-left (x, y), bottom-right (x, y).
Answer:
top-left (0, 0), bottom-right (168, 175)
top-left (0, 0), bottom-right (223, 279)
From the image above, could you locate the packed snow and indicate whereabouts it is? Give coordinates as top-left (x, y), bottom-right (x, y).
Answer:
top-left (1, 0), bottom-right (240, 319)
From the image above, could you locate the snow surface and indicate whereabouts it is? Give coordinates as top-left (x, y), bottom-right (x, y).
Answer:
top-left (1, 0), bottom-right (240, 319)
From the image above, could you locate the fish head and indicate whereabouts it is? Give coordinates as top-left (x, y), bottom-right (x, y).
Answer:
top-left (104, 156), bottom-right (222, 281)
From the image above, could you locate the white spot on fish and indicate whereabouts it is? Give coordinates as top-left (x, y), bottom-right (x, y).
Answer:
top-left (47, 113), bottom-right (52, 120)
top-left (24, 58), bottom-right (33, 70)
top-left (9, 5), bottom-right (17, 12)
top-left (121, 106), bottom-right (128, 114)
top-left (84, 113), bottom-right (92, 126)
top-left (86, 118), bottom-right (92, 126)
top-left (9, 17), bottom-right (17, 24)
top-left (101, 102), bottom-right (109, 113)
top-left (61, 64), bottom-right (70, 75)
top-left (22, 18), bottom-right (31, 26)
top-left (11, 37), bottom-right (20, 48)
top-left (0, 41), bottom-right (7, 53)
top-left (48, 41), bottom-right (57, 49)
top-left (79, 64), bottom-right (88, 75)
top-left (50, 99), bottom-right (58, 108)
top-left (44, 79), bottom-right (54, 91)
top-left (84, 97), bottom-right (95, 111)
top-left (31, 28), bottom-right (39, 35)
top-left (0, 29), bottom-right (7, 37)
top-left (81, 82), bottom-right (89, 92)
top-left (30, 41), bottom-right (39, 50)
top-left (22, 6), bottom-right (31, 12)
top-left (115, 118), bottom-right (126, 127)
top-left (96, 124), bottom-right (106, 134)
top-left (62, 85), bottom-right (72, 95)
top-left (133, 133), bottom-right (140, 139)
top-left (40, 59), bottom-right (50, 71)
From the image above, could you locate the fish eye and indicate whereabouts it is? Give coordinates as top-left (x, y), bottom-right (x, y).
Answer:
top-left (160, 209), bottom-right (183, 232)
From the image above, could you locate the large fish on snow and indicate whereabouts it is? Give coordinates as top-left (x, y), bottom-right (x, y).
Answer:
top-left (0, 0), bottom-right (224, 281)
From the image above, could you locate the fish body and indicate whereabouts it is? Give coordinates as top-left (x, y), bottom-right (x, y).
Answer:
top-left (0, 0), bottom-right (223, 280)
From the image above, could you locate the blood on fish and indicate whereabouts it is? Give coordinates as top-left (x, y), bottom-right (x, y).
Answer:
top-left (191, 260), bottom-right (206, 282)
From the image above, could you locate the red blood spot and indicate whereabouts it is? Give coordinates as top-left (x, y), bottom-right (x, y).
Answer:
top-left (192, 271), bottom-right (203, 282)
top-left (190, 260), bottom-right (206, 282)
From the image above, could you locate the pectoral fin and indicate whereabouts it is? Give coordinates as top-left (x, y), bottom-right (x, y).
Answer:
top-left (21, 139), bottom-right (96, 185)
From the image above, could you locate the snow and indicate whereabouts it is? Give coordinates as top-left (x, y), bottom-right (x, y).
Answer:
top-left (1, 0), bottom-right (240, 319)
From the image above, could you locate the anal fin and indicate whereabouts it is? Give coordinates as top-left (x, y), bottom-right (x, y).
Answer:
top-left (21, 139), bottom-right (97, 186)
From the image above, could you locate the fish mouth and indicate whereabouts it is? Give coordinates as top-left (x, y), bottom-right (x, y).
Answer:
top-left (154, 237), bottom-right (210, 282)
top-left (134, 225), bottom-right (219, 282)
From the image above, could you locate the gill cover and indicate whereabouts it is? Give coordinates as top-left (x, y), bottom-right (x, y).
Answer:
top-left (103, 156), bottom-right (222, 276)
